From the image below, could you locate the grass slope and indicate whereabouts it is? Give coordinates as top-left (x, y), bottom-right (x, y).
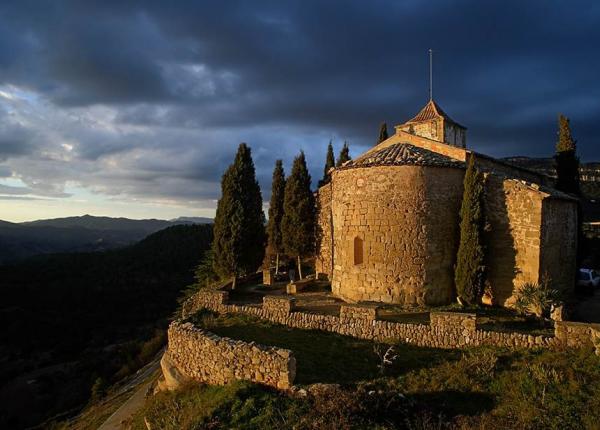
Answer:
top-left (129, 312), bottom-right (600, 430)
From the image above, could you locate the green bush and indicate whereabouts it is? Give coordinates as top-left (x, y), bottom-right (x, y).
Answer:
top-left (514, 276), bottom-right (561, 317)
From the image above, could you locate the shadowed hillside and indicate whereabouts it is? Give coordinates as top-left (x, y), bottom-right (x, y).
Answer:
top-left (0, 223), bottom-right (212, 429)
top-left (0, 215), bottom-right (212, 264)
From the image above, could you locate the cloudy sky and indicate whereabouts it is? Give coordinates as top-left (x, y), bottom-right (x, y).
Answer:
top-left (0, 1), bottom-right (599, 222)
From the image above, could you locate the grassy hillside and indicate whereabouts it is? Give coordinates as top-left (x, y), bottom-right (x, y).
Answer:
top-left (127, 312), bottom-right (600, 430)
top-left (0, 223), bottom-right (212, 429)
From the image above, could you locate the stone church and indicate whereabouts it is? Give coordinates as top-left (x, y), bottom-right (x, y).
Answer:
top-left (315, 99), bottom-right (578, 307)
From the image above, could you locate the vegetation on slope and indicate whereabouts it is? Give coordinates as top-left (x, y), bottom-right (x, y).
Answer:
top-left (0, 224), bottom-right (212, 429)
top-left (131, 312), bottom-right (600, 429)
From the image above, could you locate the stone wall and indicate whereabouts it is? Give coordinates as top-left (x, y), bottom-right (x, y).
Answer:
top-left (315, 182), bottom-right (333, 278)
top-left (473, 153), bottom-right (550, 186)
top-left (340, 303), bottom-right (379, 321)
top-left (553, 321), bottom-right (600, 349)
top-left (540, 198), bottom-right (578, 294)
top-left (167, 320), bottom-right (296, 389)
top-left (183, 291), bottom-right (560, 350)
top-left (327, 165), bottom-right (463, 305)
top-left (484, 177), bottom-right (544, 306)
top-left (263, 296), bottom-right (296, 315)
top-left (430, 311), bottom-right (476, 333)
top-left (483, 177), bottom-right (577, 306)
top-left (182, 290), bottom-right (228, 318)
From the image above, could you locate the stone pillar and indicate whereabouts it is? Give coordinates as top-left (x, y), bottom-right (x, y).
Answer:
top-left (340, 304), bottom-right (379, 321)
top-left (263, 268), bottom-right (274, 286)
top-left (430, 312), bottom-right (477, 334)
top-left (263, 296), bottom-right (296, 316)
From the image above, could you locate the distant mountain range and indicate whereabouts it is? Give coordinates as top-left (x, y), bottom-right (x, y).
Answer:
top-left (0, 214), bottom-right (212, 264)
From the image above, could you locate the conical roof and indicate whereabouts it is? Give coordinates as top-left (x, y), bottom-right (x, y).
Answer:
top-left (339, 143), bottom-right (464, 170)
top-left (405, 100), bottom-right (465, 128)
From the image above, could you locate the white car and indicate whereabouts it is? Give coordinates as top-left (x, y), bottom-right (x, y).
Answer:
top-left (577, 268), bottom-right (600, 289)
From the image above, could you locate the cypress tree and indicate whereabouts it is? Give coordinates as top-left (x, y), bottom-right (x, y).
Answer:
top-left (554, 114), bottom-right (580, 195)
top-left (318, 141), bottom-right (336, 187)
top-left (212, 143), bottom-right (266, 288)
top-left (281, 151), bottom-right (315, 279)
top-left (378, 122), bottom-right (389, 144)
top-left (455, 154), bottom-right (485, 305)
top-left (267, 160), bottom-right (286, 274)
top-left (336, 141), bottom-right (351, 167)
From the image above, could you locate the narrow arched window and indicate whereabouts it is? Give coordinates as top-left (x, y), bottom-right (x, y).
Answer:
top-left (353, 237), bottom-right (363, 265)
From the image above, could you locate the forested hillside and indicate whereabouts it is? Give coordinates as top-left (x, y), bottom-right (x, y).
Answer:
top-left (0, 215), bottom-right (212, 264)
top-left (0, 223), bottom-right (212, 429)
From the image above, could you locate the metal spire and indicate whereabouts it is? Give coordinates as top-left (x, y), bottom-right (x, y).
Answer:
top-left (429, 49), bottom-right (433, 101)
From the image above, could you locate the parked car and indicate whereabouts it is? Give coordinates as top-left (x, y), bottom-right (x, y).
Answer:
top-left (577, 268), bottom-right (600, 289)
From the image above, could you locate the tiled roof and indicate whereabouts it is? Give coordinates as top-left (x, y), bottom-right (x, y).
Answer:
top-left (340, 143), bottom-right (465, 170)
top-left (405, 100), bottom-right (465, 128)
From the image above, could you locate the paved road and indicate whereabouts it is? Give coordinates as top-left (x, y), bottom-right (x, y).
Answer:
top-left (97, 352), bottom-right (162, 430)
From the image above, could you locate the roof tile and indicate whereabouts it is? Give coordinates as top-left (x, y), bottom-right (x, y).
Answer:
top-left (340, 143), bottom-right (465, 170)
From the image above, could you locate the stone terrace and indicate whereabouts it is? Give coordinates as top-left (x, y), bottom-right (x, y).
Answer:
top-left (182, 290), bottom-right (600, 352)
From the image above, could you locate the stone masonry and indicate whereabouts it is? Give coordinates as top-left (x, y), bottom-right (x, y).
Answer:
top-left (166, 320), bottom-right (296, 389)
top-left (182, 290), bottom-right (587, 350)
top-left (315, 99), bottom-right (578, 307)
top-left (164, 290), bottom-right (600, 393)
top-left (329, 164), bottom-right (464, 306)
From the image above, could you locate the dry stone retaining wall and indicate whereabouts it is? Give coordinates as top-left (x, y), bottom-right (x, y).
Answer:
top-left (340, 303), bottom-right (379, 321)
top-left (167, 320), bottom-right (296, 389)
top-left (182, 291), bottom-right (570, 350)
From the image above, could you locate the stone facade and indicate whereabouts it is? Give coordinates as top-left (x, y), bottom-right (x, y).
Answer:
top-left (540, 198), bottom-right (578, 292)
top-left (315, 100), bottom-right (578, 307)
top-left (315, 182), bottom-right (333, 278)
top-left (166, 320), bottom-right (296, 389)
top-left (329, 165), bottom-right (464, 305)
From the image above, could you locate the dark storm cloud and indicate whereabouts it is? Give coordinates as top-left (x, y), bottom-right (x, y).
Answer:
top-left (0, 123), bottom-right (37, 160)
top-left (0, 0), bottom-right (599, 211)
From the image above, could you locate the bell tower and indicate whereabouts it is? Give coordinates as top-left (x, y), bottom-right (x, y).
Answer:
top-left (395, 100), bottom-right (467, 148)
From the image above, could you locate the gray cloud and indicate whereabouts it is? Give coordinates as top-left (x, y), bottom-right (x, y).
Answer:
top-left (0, 0), bottom-right (598, 215)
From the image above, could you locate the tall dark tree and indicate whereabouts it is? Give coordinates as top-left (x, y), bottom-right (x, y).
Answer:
top-left (282, 151), bottom-right (315, 279)
top-left (318, 141), bottom-right (336, 187)
top-left (212, 143), bottom-right (266, 288)
top-left (378, 122), bottom-right (389, 144)
top-left (267, 160), bottom-right (286, 274)
top-left (336, 141), bottom-right (351, 167)
top-left (554, 114), bottom-right (580, 195)
top-left (455, 154), bottom-right (486, 305)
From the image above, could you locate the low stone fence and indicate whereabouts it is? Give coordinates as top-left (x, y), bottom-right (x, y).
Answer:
top-left (263, 296), bottom-right (296, 316)
top-left (182, 290), bottom-right (228, 318)
top-left (183, 291), bottom-right (566, 349)
top-left (166, 321), bottom-right (296, 390)
top-left (554, 321), bottom-right (600, 352)
top-left (340, 303), bottom-right (379, 321)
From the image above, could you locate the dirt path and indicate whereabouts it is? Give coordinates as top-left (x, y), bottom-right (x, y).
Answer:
top-left (97, 352), bottom-right (162, 430)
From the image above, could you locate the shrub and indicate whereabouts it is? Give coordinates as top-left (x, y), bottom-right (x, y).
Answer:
top-left (514, 276), bottom-right (561, 317)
